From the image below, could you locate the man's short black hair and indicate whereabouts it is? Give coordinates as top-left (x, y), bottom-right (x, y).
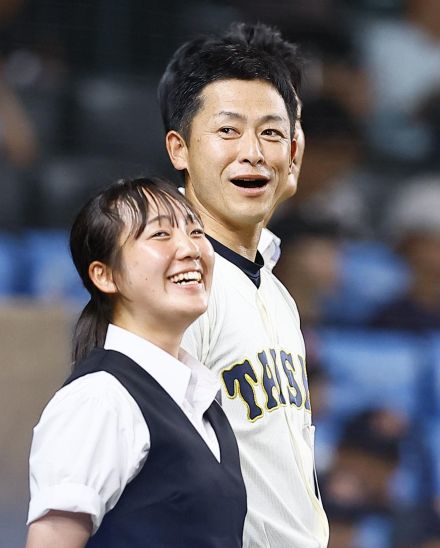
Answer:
top-left (158, 22), bottom-right (302, 140)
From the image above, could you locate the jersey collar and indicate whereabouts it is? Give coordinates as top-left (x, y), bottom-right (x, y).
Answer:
top-left (207, 235), bottom-right (264, 288)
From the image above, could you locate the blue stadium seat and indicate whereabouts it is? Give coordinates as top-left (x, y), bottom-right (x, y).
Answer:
top-left (423, 419), bottom-right (440, 501)
top-left (426, 334), bottom-right (440, 415)
top-left (321, 241), bottom-right (410, 325)
top-left (0, 232), bottom-right (22, 296)
top-left (356, 514), bottom-right (392, 548)
top-left (314, 328), bottom-right (429, 505)
top-left (23, 229), bottom-right (87, 304)
top-left (424, 334), bottom-right (440, 500)
top-left (314, 328), bottom-right (424, 419)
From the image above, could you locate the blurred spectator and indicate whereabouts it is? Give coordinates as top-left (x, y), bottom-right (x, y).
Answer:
top-left (0, 0), bottom-right (41, 229)
top-left (271, 215), bottom-right (342, 328)
top-left (270, 215), bottom-right (344, 477)
top-left (395, 505), bottom-right (440, 548)
top-left (413, 520), bottom-right (440, 548)
top-left (322, 408), bottom-right (409, 547)
top-left (371, 176), bottom-right (440, 331)
top-left (0, 0), bottom-right (25, 24)
top-left (272, 97), bottom-right (373, 238)
top-left (358, 0), bottom-right (440, 165)
top-left (323, 408), bottom-right (407, 512)
top-left (327, 508), bottom-right (358, 548)
top-left (307, 361), bottom-right (331, 420)
top-left (0, 0), bottom-right (38, 168)
top-left (234, 0), bottom-right (337, 32)
top-left (236, 1), bottom-right (372, 121)
top-left (326, 505), bottom-right (361, 548)
top-left (288, 20), bottom-right (371, 122)
top-left (0, 78), bottom-right (38, 168)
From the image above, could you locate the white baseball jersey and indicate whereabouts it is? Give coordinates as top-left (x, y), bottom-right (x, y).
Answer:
top-left (182, 236), bottom-right (329, 548)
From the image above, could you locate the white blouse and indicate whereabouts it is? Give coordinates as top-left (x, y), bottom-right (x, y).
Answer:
top-left (27, 324), bottom-right (221, 533)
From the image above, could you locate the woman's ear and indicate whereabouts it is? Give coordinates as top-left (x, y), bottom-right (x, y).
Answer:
top-left (165, 130), bottom-right (189, 171)
top-left (88, 261), bottom-right (117, 294)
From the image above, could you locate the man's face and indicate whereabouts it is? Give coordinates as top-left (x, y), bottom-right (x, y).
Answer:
top-left (170, 79), bottom-right (294, 236)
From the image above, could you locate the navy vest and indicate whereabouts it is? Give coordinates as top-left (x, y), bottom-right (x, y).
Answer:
top-left (63, 347), bottom-right (247, 548)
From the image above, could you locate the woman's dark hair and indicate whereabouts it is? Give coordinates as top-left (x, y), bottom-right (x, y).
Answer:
top-left (158, 22), bottom-right (302, 140)
top-left (69, 176), bottom-right (201, 364)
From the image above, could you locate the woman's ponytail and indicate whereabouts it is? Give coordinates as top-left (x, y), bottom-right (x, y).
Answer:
top-left (71, 297), bottom-right (111, 363)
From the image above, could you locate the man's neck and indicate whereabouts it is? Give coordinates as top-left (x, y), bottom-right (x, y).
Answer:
top-left (203, 221), bottom-right (262, 262)
top-left (206, 235), bottom-right (264, 289)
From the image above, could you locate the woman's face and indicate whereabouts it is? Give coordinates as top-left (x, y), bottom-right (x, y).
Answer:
top-left (111, 197), bottom-right (214, 338)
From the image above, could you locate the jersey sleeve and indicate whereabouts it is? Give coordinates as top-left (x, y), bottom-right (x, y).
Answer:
top-left (27, 372), bottom-right (149, 533)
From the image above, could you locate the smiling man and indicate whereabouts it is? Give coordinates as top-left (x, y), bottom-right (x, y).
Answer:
top-left (173, 78), bottom-right (292, 257)
top-left (158, 22), bottom-right (328, 548)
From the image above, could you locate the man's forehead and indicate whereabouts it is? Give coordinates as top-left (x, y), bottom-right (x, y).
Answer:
top-left (198, 79), bottom-right (290, 117)
top-left (201, 78), bottom-right (282, 97)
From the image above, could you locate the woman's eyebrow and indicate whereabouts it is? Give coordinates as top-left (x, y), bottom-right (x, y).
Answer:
top-left (147, 212), bottom-right (200, 226)
top-left (146, 214), bottom-right (173, 225)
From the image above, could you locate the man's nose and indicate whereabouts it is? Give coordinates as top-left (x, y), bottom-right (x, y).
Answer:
top-left (238, 132), bottom-right (264, 166)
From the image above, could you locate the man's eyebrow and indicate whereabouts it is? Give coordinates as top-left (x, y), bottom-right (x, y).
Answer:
top-left (259, 114), bottom-right (289, 124)
top-left (215, 111), bottom-right (246, 121)
top-left (215, 111), bottom-right (288, 124)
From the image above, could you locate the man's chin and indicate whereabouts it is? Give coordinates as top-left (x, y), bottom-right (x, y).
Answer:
top-left (229, 210), bottom-right (267, 228)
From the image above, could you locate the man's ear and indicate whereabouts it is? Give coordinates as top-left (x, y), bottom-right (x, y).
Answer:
top-left (88, 261), bottom-right (117, 295)
top-left (165, 130), bottom-right (189, 171)
top-left (289, 137), bottom-right (297, 173)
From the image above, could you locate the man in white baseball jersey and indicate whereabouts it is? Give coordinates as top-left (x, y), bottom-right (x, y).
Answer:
top-left (158, 22), bottom-right (329, 547)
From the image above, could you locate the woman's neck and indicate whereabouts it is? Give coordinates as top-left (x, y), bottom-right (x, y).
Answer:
top-left (112, 315), bottom-right (182, 359)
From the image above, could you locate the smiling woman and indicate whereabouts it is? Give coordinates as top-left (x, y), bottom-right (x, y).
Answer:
top-left (25, 177), bottom-right (247, 548)
top-left (69, 177), bottom-right (214, 362)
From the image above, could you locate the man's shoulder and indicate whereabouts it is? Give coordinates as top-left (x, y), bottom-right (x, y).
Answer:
top-left (261, 268), bottom-right (301, 321)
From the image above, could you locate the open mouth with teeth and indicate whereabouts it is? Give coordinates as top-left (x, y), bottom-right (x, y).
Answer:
top-left (231, 179), bottom-right (268, 188)
top-left (169, 271), bottom-right (202, 285)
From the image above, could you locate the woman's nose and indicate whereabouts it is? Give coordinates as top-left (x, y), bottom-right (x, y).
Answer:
top-left (175, 232), bottom-right (201, 260)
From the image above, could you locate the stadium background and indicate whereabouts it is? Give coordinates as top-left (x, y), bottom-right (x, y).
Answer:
top-left (1, 1), bottom-right (440, 546)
